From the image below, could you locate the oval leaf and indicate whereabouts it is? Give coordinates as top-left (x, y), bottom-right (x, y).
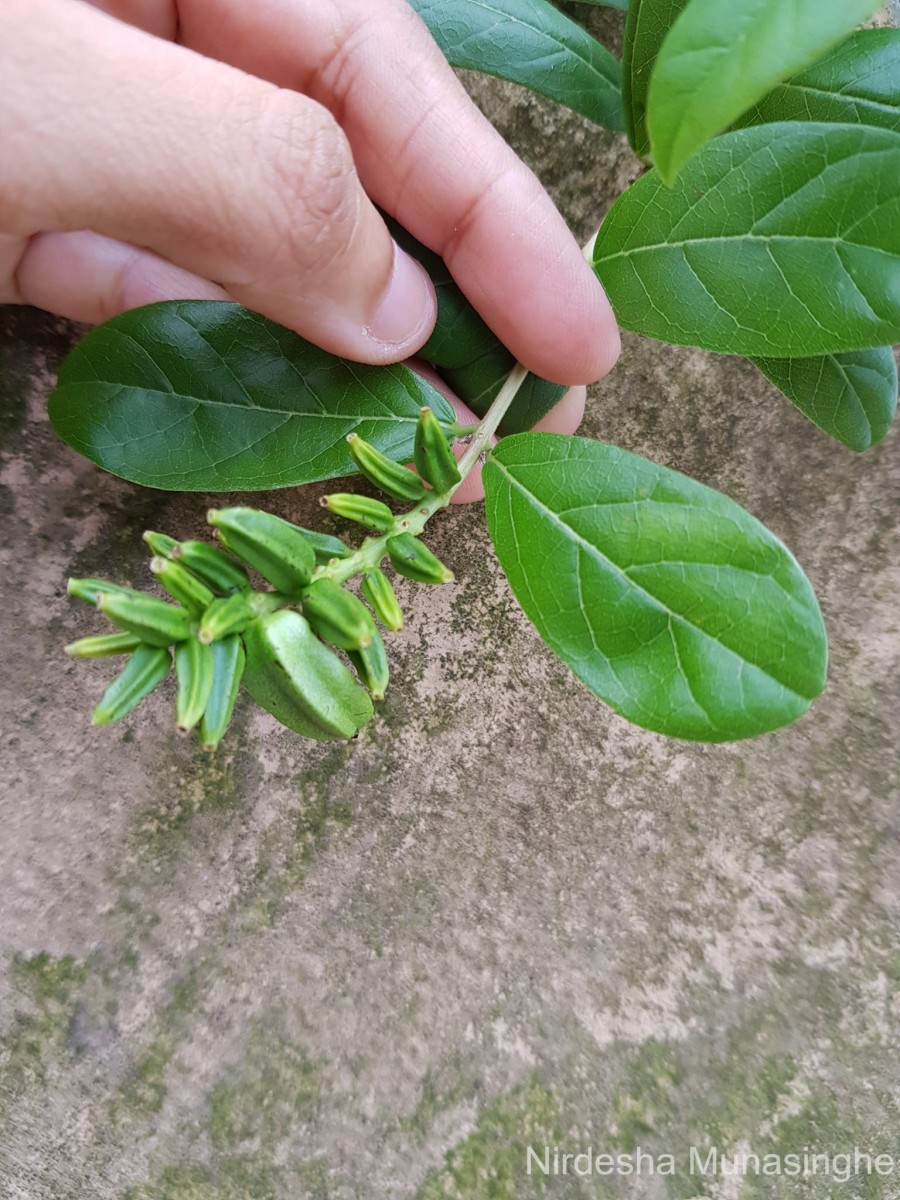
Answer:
top-left (623, 0), bottom-right (689, 159)
top-left (737, 29), bottom-right (900, 135)
top-left (593, 122), bottom-right (900, 358)
top-left (48, 301), bottom-right (456, 491)
top-left (750, 347), bottom-right (898, 452)
top-left (647, 0), bottom-right (883, 183)
top-left (483, 433), bottom-right (828, 742)
top-left (407, 0), bottom-right (625, 131)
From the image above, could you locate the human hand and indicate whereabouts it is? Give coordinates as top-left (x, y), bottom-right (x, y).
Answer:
top-left (1, 0), bottom-right (619, 497)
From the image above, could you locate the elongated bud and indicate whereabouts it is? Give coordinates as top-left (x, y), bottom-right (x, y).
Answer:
top-left (347, 628), bottom-right (389, 700)
top-left (65, 631), bottom-right (142, 659)
top-left (68, 577), bottom-right (136, 606)
top-left (198, 592), bottom-right (257, 644)
top-left (150, 556), bottom-right (215, 616)
top-left (346, 433), bottom-right (427, 502)
top-left (91, 645), bottom-right (171, 726)
top-left (96, 591), bottom-right (192, 647)
top-left (301, 579), bottom-right (376, 651)
top-left (169, 540), bottom-right (250, 596)
top-left (200, 635), bottom-right (246, 750)
top-left (174, 637), bottom-right (215, 733)
top-left (143, 530), bottom-right (179, 558)
top-left (386, 533), bottom-right (454, 585)
top-left (287, 527), bottom-right (352, 564)
top-left (414, 407), bottom-right (461, 494)
top-left (320, 493), bottom-right (396, 533)
top-left (360, 569), bottom-right (403, 632)
top-left (207, 508), bottom-right (316, 595)
top-left (242, 611), bottom-right (373, 740)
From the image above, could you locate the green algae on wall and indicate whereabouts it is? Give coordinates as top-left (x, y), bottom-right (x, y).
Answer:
top-left (414, 1078), bottom-right (563, 1200)
top-left (0, 953), bottom-right (89, 1115)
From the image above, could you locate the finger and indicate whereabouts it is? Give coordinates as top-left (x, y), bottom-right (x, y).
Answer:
top-left (175, 0), bottom-right (621, 386)
top-left (11, 231), bottom-right (228, 321)
top-left (1, 0), bottom-right (436, 362)
top-left (85, 0), bottom-right (176, 38)
top-left (532, 385), bottom-right (587, 434)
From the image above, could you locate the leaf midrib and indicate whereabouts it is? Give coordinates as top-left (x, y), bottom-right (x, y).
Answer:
top-left (57, 382), bottom-right (427, 424)
top-left (596, 232), bottom-right (897, 264)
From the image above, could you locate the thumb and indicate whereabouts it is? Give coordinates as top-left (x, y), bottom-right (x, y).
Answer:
top-left (1, 0), bottom-right (436, 363)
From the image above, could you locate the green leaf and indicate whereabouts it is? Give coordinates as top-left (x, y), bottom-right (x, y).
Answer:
top-left (750, 348), bottom-right (898, 452)
top-left (565, 0), bottom-right (627, 7)
top-left (593, 122), bottom-right (900, 358)
top-left (483, 433), bottom-right (827, 742)
top-left (48, 301), bottom-right (456, 492)
top-left (407, 0), bottom-right (625, 131)
top-left (442, 349), bottom-right (567, 435)
top-left (646, 0), bottom-right (883, 183)
top-left (622, 0), bottom-right (689, 159)
top-left (737, 29), bottom-right (900, 135)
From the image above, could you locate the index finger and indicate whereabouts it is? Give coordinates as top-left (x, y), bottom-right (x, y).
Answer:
top-left (178, 0), bottom-right (621, 386)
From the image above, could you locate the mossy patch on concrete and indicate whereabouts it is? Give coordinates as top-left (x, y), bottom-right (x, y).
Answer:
top-left (111, 969), bottom-right (202, 1121)
top-left (0, 953), bottom-right (89, 1115)
top-left (206, 1021), bottom-right (323, 1153)
top-left (414, 1078), bottom-right (563, 1199)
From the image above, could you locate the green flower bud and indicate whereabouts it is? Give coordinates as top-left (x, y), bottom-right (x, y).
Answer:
top-left (68, 577), bottom-right (136, 606)
top-left (142, 530), bottom-right (179, 558)
top-left (301, 579), bottom-right (377, 651)
top-left (198, 592), bottom-right (257, 644)
top-left (169, 540), bottom-right (250, 596)
top-left (200, 635), bottom-right (246, 751)
top-left (320, 493), bottom-right (396, 534)
top-left (174, 637), bottom-right (215, 733)
top-left (96, 591), bottom-right (193, 647)
top-left (207, 508), bottom-right (316, 595)
top-left (346, 433), bottom-right (427, 502)
top-left (360, 569), bottom-right (404, 632)
top-left (347, 628), bottom-right (390, 700)
top-left (386, 534), bottom-right (454, 585)
top-left (150, 556), bottom-right (215, 616)
top-left (91, 645), bottom-right (171, 726)
top-left (242, 611), bottom-right (373, 741)
top-left (284, 526), bottom-right (352, 564)
top-left (65, 631), bottom-right (142, 659)
top-left (414, 406), bottom-right (461, 494)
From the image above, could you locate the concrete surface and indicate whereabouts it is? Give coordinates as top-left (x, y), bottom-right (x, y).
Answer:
top-left (2, 8), bottom-right (899, 1198)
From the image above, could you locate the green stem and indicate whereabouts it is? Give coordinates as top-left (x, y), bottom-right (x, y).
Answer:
top-left (317, 360), bottom-right (532, 587)
top-left (318, 221), bottom-right (606, 590)
top-left (452, 363), bottom-right (529, 488)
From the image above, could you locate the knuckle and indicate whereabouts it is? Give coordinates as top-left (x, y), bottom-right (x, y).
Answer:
top-left (254, 94), bottom-right (360, 276)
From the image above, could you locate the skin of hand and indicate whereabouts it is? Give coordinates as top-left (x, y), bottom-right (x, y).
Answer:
top-left (0, 0), bottom-right (618, 499)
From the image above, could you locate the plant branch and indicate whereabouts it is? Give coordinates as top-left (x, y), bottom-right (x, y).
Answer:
top-left (317, 222), bottom-right (605, 589)
top-left (452, 362), bottom-right (529, 488)
top-left (317, 361), bottom-right (532, 587)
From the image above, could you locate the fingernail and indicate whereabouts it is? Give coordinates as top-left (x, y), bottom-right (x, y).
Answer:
top-left (364, 243), bottom-right (435, 349)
